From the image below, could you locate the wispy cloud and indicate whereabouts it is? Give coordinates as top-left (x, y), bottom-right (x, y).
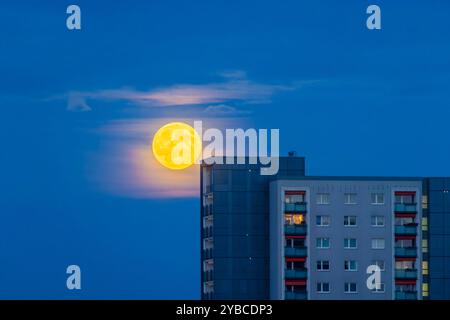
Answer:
top-left (204, 104), bottom-right (251, 115)
top-left (60, 71), bottom-right (301, 111)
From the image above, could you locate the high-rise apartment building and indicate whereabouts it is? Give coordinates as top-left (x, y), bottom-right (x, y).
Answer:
top-left (200, 156), bottom-right (450, 300)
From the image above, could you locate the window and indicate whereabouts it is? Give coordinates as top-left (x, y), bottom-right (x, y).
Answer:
top-left (372, 238), bottom-right (385, 249)
top-left (371, 215), bottom-right (385, 227)
top-left (372, 283), bottom-right (385, 293)
top-left (344, 260), bottom-right (358, 271)
top-left (422, 261), bottom-right (429, 275)
top-left (316, 215), bottom-right (330, 226)
top-left (317, 260), bottom-right (330, 271)
top-left (372, 260), bottom-right (385, 271)
top-left (203, 237), bottom-right (214, 250)
top-left (316, 237), bottom-right (330, 249)
top-left (316, 193), bottom-right (330, 205)
top-left (422, 239), bottom-right (428, 253)
top-left (317, 282), bottom-right (330, 293)
top-left (285, 192), bottom-right (305, 203)
top-left (344, 215), bottom-right (357, 226)
top-left (344, 193), bottom-right (357, 204)
top-left (396, 260), bottom-right (414, 270)
top-left (422, 217), bottom-right (428, 232)
top-left (422, 283), bottom-right (429, 297)
top-left (344, 238), bottom-right (357, 249)
top-left (371, 193), bottom-right (385, 205)
top-left (344, 282), bottom-right (357, 293)
top-left (285, 214), bottom-right (304, 225)
top-left (395, 194), bottom-right (414, 204)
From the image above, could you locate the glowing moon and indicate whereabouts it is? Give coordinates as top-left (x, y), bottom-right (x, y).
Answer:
top-left (152, 122), bottom-right (202, 170)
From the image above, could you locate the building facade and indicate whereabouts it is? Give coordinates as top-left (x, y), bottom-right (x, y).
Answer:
top-left (200, 157), bottom-right (305, 299)
top-left (200, 157), bottom-right (450, 300)
top-left (270, 178), bottom-right (423, 300)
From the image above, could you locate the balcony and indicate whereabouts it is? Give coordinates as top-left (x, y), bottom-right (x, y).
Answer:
top-left (285, 269), bottom-right (307, 279)
top-left (395, 247), bottom-right (417, 257)
top-left (284, 224), bottom-right (307, 235)
top-left (285, 247), bottom-right (307, 257)
top-left (395, 225), bottom-right (417, 235)
top-left (395, 291), bottom-right (417, 300)
top-left (285, 291), bottom-right (307, 300)
top-left (285, 202), bottom-right (307, 213)
top-left (395, 269), bottom-right (417, 279)
top-left (394, 203), bottom-right (417, 213)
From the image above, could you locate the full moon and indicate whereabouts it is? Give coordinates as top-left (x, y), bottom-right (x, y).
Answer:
top-left (152, 122), bottom-right (202, 170)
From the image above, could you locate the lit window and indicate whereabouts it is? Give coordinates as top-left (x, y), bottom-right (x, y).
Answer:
top-left (344, 215), bottom-right (357, 226)
top-left (344, 282), bottom-right (357, 293)
top-left (344, 193), bottom-right (357, 204)
top-left (316, 193), bottom-right (330, 205)
top-left (371, 238), bottom-right (385, 249)
top-left (422, 195), bottom-right (428, 209)
top-left (422, 261), bottom-right (429, 275)
top-left (344, 238), bottom-right (357, 249)
top-left (317, 282), bottom-right (330, 293)
top-left (316, 215), bottom-right (331, 226)
top-left (344, 260), bottom-right (358, 271)
top-left (371, 215), bottom-right (385, 227)
top-left (316, 237), bottom-right (330, 249)
top-left (371, 193), bottom-right (385, 205)
top-left (285, 214), bottom-right (304, 225)
top-left (422, 283), bottom-right (429, 297)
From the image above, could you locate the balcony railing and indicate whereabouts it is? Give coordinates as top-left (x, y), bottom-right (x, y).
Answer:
top-left (394, 203), bottom-right (417, 213)
top-left (285, 202), bottom-right (307, 213)
top-left (395, 225), bottom-right (417, 235)
top-left (285, 269), bottom-right (307, 279)
top-left (285, 247), bottom-right (307, 257)
top-left (284, 224), bottom-right (307, 235)
top-left (395, 291), bottom-right (417, 300)
top-left (285, 291), bottom-right (307, 300)
top-left (395, 269), bottom-right (418, 279)
top-left (395, 247), bottom-right (417, 257)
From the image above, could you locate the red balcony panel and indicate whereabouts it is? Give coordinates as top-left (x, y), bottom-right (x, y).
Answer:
top-left (286, 257), bottom-right (306, 262)
top-left (395, 235), bottom-right (416, 240)
top-left (395, 257), bottom-right (416, 262)
top-left (396, 279), bottom-right (416, 285)
top-left (286, 280), bottom-right (306, 286)
top-left (395, 191), bottom-right (416, 196)
top-left (285, 191), bottom-right (306, 195)
top-left (286, 235), bottom-right (306, 239)
top-left (395, 213), bottom-right (416, 218)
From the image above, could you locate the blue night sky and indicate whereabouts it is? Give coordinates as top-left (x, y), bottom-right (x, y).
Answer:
top-left (0, 1), bottom-right (449, 299)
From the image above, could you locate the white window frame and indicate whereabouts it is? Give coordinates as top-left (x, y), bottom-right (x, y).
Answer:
top-left (371, 283), bottom-right (385, 293)
top-left (316, 215), bottom-right (331, 227)
top-left (372, 260), bottom-right (386, 271)
top-left (317, 282), bottom-right (330, 293)
top-left (316, 237), bottom-right (330, 249)
top-left (371, 215), bottom-right (385, 227)
top-left (344, 193), bottom-right (357, 205)
top-left (316, 193), bottom-right (330, 205)
top-left (344, 260), bottom-right (358, 271)
top-left (371, 193), bottom-right (385, 205)
top-left (344, 282), bottom-right (358, 294)
top-left (317, 260), bottom-right (330, 271)
top-left (371, 238), bottom-right (385, 249)
top-left (344, 215), bottom-right (357, 227)
top-left (344, 238), bottom-right (357, 249)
